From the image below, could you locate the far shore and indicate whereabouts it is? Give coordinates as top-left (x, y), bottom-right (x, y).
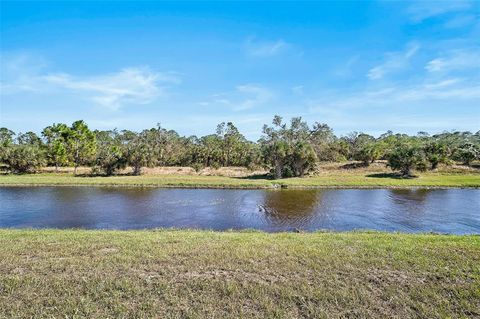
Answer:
top-left (1, 162), bottom-right (479, 188)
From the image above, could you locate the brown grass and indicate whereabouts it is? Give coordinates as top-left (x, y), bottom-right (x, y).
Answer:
top-left (39, 161), bottom-right (479, 177)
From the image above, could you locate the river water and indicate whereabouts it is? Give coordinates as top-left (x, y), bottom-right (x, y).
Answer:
top-left (0, 187), bottom-right (479, 234)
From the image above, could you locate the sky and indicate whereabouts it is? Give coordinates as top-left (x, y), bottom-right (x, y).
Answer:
top-left (0, 0), bottom-right (479, 140)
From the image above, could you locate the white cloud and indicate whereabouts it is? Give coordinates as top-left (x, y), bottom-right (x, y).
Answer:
top-left (203, 84), bottom-right (274, 111)
top-left (367, 43), bottom-right (420, 80)
top-left (42, 67), bottom-right (177, 110)
top-left (425, 49), bottom-right (480, 73)
top-left (406, 0), bottom-right (473, 23)
top-left (309, 77), bottom-right (480, 112)
top-left (245, 37), bottom-right (288, 57)
top-left (0, 54), bottom-right (180, 110)
top-left (234, 84), bottom-right (273, 110)
top-left (0, 53), bottom-right (49, 94)
top-left (304, 77), bottom-right (480, 135)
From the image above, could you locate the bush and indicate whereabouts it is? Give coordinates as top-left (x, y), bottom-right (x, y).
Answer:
top-left (424, 141), bottom-right (450, 170)
top-left (95, 145), bottom-right (127, 176)
top-left (454, 143), bottom-right (479, 166)
top-left (210, 161), bottom-right (222, 170)
top-left (355, 142), bottom-right (383, 166)
top-left (387, 143), bottom-right (427, 177)
top-left (191, 163), bottom-right (204, 173)
top-left (2, 145), bottom-right (46, 173)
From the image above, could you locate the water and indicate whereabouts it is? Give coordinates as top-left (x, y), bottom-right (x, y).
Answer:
top-left (0, 187), bottom-right (479, 234)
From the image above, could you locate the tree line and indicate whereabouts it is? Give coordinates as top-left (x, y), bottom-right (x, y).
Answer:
top-left (0, 116), bottom-right (479, 178)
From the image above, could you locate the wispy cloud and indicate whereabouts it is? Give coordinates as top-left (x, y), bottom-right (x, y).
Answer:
top-left (201, 84), bottom-right (274, 111)
top-left (425, 49), bottom-right (480, 73)
top-left (0, 53), bottom-right (180, 110)
top-left (333, 56), bottom-right (359, 78)
top-left (310, 78), bottom-right (480, 112)
top-left (234, 84), bottom-right (273, 110)
top-left (291, 85), bottom-right (304, 95)
top-left (367, 42), bottom-right (420, 80)
top-left (406, 0), bottom-right (473, 23)
top-left (42, 67), bottom-right (179, 110)
top-left (0, 53), bottom-right (49, 93)
top-left (305, 77), bottom-right (480, 135)
top-left (244, 37), bottom-right (289, 57)
top-left (443, 13), bottom-right (478, 28)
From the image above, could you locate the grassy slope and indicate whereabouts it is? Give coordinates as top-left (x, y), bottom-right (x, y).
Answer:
top-left (0, 171), bottom-right (479, 188)
top-left (1, 230), bottom-right (479, 318)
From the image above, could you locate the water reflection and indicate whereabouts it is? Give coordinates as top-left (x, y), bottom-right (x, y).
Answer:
top-left (259, 190), bottom-right (322, 227)
top-left (389, 189), bottom-right (430, 204)
top-left (0, 187), bottom-right (479, 234)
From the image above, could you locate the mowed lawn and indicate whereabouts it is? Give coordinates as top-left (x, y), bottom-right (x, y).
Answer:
top-left (0, 170), bottom-right (479, 188)
top-left (1, 230), bottom-right (479, 318)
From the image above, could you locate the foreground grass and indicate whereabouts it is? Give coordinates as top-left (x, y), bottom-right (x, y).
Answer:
top-left (1, 230), bottom-right (479, 318)
top-left (0, 170), bottom-right (479, 188)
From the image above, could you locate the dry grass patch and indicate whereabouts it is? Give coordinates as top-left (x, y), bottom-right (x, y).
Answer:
top-left (2, 162), bottom-right (479, 188)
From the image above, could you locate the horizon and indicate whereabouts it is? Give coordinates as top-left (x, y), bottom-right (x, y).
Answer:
top-left (1, 1), bottom-right (479, 140)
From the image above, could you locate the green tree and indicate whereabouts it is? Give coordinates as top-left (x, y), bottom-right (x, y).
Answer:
top-left (67, 120), bottom-right (96, 175)
top-left (454, 143), bottom-right (479, 166)
top-left (260, 116), bottom-right (318, 179)
top-left (424, 141), bottom-right (449, 170)
top-left (356, 142), bottom-right (384, 166)
top-left (199, 134), bottom-right (222, 167)
top-left (124, 130), bottom-right (157, 175)
top-left (216, 122), bottom-right (248, 166)
top-left (262, 140), bottom-right (289, 179)
top-left (291, 141), bottom-right (317, 177)
top-left (387, 140), bottom-right (427, 177)
top-left (16, 131), bottom-right (43, 147)
top-left (42, 123), bottom-right (69, 171)
top-left (310, 123), bottom-right (344, 162)
top-left (2, 145), bottom-right (46, 173)
top-left (94, 130), bottom-right (127, 176)
top-left (0, 128), bottom-right (15, 167)
top-left (0, 128), bottom-right (15, 147)
top-left (342, 132), bottom-right (376, 162)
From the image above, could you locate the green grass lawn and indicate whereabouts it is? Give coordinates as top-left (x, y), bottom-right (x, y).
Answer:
top-left (0, 171), bottom-right (479, 188)
top-left (1, 230), bottom-right (479, 318)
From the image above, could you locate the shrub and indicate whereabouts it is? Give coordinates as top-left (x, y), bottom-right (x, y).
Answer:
top-left (387, 143), bottom-right (427, 177)
top-left (454, 143), bottom-right (479, 166)
top-left (2, 145), bottom-right (46, 173)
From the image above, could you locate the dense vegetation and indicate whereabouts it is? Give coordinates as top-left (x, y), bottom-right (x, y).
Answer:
top-left (1, 116), bottom-right (479, 178)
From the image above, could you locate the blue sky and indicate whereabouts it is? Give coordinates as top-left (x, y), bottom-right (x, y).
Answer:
top-left (1, 1), bottom-right (479, 140)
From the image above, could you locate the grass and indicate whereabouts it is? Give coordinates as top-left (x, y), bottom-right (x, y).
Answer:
top-left (0, 229), bottom-right (479, 318)
top-left (1, 169), bottom-right (479, 188)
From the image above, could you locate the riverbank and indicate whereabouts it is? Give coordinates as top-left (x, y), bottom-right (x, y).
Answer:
top-left (1, 171), bottom-right (479, 188)
top-left (1, 230), bottom-right (479, 318)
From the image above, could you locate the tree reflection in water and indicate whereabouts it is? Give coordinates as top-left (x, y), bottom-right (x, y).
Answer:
top-left (258, 190), bottom-right (324, 228)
